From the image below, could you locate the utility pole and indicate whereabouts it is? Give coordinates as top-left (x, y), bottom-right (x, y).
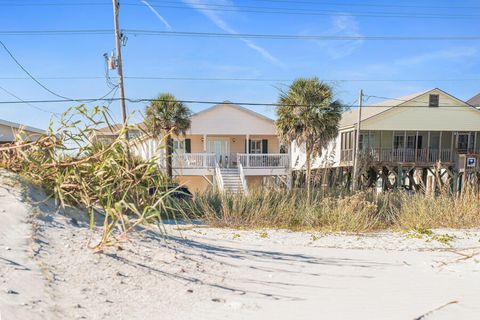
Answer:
top-left (352, 89), bottom-right (363, 191)
top-left (112, 0), bottom-right (128, 140)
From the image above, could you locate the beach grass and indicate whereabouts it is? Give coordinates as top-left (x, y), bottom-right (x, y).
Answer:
top-left (185, 188), bottom-right (480, 232)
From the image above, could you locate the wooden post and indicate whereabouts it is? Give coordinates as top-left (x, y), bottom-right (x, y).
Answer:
top-left (111, 0), bottom-right (128, 140)
top-left (427, 175), bottom-right (434, 196)
top-left (403, 130), bottom-right (407, 162)
top-left (397, 165), bottom-right (403, 188)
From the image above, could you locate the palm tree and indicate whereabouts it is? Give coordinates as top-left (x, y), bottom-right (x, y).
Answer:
top-left (144, 93), bottom-right (191, 179)
top-left (276, 78), bottom-right (343, 201)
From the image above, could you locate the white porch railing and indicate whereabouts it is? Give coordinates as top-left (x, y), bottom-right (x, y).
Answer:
top-left (238, 162), bottom-right (249, 194)
top-left (172, 153), bottom-right (216, 168)
top-left (237, 153), bottom-right (289, 168)
top-left (215, 162), bottom-right (224, 192)
top-left (355, 148), bottom-right (454, 163)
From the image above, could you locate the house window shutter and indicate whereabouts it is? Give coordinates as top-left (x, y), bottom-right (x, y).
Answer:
top-left (185, 139), bottom-right (191, 153)
top-left (248, 139), bottom-right (252, 153)
top-left (262, 139), bottom-right (268, 153)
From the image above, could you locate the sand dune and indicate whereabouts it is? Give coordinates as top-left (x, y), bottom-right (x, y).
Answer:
top-left (1, 172), bottom-right (479, 319)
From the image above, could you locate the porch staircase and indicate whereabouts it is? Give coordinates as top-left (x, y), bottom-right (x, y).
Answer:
top-left (219, 168), bottom-right (245, 194)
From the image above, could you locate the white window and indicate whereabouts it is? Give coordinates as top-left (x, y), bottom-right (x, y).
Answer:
top-left (173, 140), bottom-right (185, 154)
top-left (250, 140), bottom-right (262, 154)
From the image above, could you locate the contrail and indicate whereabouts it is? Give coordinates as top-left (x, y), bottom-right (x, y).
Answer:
top-left (183, 0), bottom-right (281, 65)
top-left (141, 0), bottom-right (172, 30)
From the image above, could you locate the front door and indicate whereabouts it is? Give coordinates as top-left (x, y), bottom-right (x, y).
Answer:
top-left (207, 138), bottom-right (230, 167)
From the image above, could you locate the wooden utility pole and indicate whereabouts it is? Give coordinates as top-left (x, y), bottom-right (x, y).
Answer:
top-left (352, 89), bottom-right (363, 191)
top-left (112, 0), bottom-right (128, 140)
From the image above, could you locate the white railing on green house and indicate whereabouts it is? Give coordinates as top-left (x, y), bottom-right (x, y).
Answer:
top-left (237, 153), bottom-right (289, 168)
top-left (353, 148), bottom-right (454, 163)
top-left (172, 153), bottom-right (216, 169)
top-left (238, 162), bottom-right (249, 195)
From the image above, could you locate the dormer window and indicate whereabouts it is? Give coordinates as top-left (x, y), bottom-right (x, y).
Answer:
top-left (429, 94), bottom-right (439, 107)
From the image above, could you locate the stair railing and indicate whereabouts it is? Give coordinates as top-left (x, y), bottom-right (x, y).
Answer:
top-left (238, 162), bottom-right (249, 195)
top-left (215, 162), bottom-right (224, 192)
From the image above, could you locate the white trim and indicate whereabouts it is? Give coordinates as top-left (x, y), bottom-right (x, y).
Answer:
top-left (192, 101), bottom-right (275, 124)
top-left (0, 119), bottom-right (45, 135)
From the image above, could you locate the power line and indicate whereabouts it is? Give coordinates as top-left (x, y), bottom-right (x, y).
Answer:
top-left (2, 1), bottom-right (479, 19)
top-left (0, 39), bottom-right (120, 104)
top-left (122, 30), bottom-right (480, 41)
top-left (124, 3), bottom-right (480, 19)
top-left (0, 39), bottom-right (74, 100)
top-left (0, 97), bottom-right (475, 109)
top-left (2, 75), bottom-right (480, 83)
top-left (0, 85), bottom-right (61, 115)
top-left (1, 29), bottom-right (477, 41)
top-left (0, 30), bottom-right (113, 36)
top-left (3, 0), bottom-right (480, 10)
top-left (245, 0), bottom-right (480, 10)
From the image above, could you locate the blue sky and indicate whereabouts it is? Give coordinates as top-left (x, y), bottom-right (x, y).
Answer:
top-left (0, 0), bottom-right (479, 129)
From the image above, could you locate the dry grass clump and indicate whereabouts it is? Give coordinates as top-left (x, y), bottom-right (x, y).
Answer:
top-left (188, 189), bottom-right (388, 232)
top-left (187, 188), bottom-right (480, 232)
top-left (396, 188), bottom-right (480, 230)
top-left (0, 106), bottom-right (181, 248)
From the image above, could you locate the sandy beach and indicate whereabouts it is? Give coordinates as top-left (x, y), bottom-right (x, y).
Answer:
top-left (1, 172), bottom-right (479, 320)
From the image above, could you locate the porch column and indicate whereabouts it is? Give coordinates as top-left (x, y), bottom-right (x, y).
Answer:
top-left (403, 131), bottom-right (406, 162)
top-left (380, 131), bottom-right (383, 161)
top-left (415, 131), bottom-right (419, 162)
top-left (392, 130), bottom-right (395, 162)
top-left (439, 131), bottom-right (442, 161)
top-left (467, 132), bottom-right (471, 153)
top-left (203, 134), bottom-right (207, 166)
top-left (450, 132), bottom-right (454, 162)
top-left (473, 131), bottom-right (477, 153)
top-left (427, 131), bottom-right (431, 162)
top-left (246, 134), bottom-right (250, 167)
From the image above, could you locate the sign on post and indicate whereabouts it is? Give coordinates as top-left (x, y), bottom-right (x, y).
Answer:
top-left (466, 157), bottom-right (476, 168)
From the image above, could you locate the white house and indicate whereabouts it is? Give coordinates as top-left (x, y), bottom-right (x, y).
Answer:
top-left (131, 102), bottom-right (290, 193)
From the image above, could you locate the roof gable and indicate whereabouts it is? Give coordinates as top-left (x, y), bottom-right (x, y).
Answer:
top-left (340, 88), bottom-right (477, 130)
top-left (359, 89), bottom-right (480, 131)
top-left (189, 102), bottom-right (276, 135)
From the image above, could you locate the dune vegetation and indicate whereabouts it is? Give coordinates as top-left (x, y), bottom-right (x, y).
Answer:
top-left (186, 188), bottom-right (480, 233)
